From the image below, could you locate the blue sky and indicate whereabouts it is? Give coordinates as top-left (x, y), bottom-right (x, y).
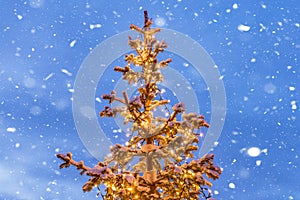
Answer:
top-left (0, 0), bottom-right (299, 199)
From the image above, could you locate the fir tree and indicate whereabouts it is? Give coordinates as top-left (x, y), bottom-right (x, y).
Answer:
top-left (57, 11), bottom-right (221, 200)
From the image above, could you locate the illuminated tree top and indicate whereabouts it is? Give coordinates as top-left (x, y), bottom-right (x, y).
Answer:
top-left (57, 11), bottom-right (221, 200)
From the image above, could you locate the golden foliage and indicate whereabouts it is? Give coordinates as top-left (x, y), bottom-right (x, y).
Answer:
top-left (57, 10), bottom-right (221, 199)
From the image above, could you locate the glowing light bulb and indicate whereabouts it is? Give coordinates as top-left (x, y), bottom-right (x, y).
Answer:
top-left (112, 185), bottom-right (116, 191)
